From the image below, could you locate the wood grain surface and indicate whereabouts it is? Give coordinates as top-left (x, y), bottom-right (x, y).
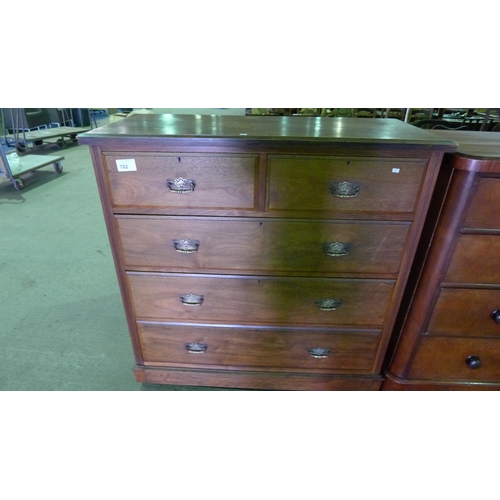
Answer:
top-left (127, 273), bottom-right (395, 327)
top-left (268, 156), bottom-right (427, 214)
top-left (117, 216), bottom-right (409, 277)
top-left (137, 322), bottom-right (380, 372)
top-left (428, 288), bottom-right (500, 337)
top-left (409, 336), bottom-right (500, 381)
top-left (104, 153), bottom-right (258, 210)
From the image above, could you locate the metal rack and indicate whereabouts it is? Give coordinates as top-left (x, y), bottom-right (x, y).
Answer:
top-left (0, 146), bottom-right (64, 191)
top-left (1, 108), bottom-right (92, 153)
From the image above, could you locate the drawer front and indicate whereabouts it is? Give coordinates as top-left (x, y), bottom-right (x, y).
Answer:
top-left (427, 288), bottom-right (500, 338)
top-left (104, 154), bottom-right (257, 210)
top-left (445, 235), bottom-right (500, 284)
top-left (463, 177), bottom-right (500, 230)
top-left (127, 273), bottom-right (395, 327)
top-left (117, 217), bottom-right (410, 276)
top-left (268, 156), bottom-right (427, 214)
top-left (138, 323), bottom-right (381, 372)
top-left (409, 336), bottom-right (500, 381)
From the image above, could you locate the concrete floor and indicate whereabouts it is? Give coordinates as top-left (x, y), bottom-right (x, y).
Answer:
top-left (0, 112), bottom-right (230, 390)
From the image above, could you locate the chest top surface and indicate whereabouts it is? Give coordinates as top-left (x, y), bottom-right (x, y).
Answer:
top-left (78, 114), bottom-right (457, 148)
top-left (431, 130), bottom-right (500, 165)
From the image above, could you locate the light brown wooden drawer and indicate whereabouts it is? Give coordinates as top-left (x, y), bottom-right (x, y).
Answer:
top-left (117, 216), bottom-right (410, 277)
top-left (104, 153), bottom-right (257, 210)
top-left (409, 336), bottom-right (500, 381)
top-left (127, 273), bottom-right (395, 327)
top-left (463, 177), bottom-right (500, 230)
top-left (445, 235), bottom-right (500, 284)
top-left (427, 288), bottom-right (500, 338)
top-left (137, 322), bottom-right (381, 373)
top-left (267, 156), bottom-right (427, 214)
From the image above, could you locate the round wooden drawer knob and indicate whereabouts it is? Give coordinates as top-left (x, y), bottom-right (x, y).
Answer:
top-left (492, 309), bottom-right (500, 325)
top-left (466, 355), bottom-right (482, 370)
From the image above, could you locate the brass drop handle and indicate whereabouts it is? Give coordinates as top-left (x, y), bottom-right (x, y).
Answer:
top-left (315, 298), bottom-right (341, 311)
top-left (167, 177), bottom-right (196, 193)
top-left (330, 181), bottom-right (360, 198)
top-left (308, 347), bottom-right (331, 358)
top-left (186, 343), bottom-right (207, 354)
top-left (491, 309), bottom-right (500, 324)
top-left (323, 242), bottom-right (351, 257)
top-left (179, 293), bottom-right (204, 306)
top-left (174, 239), bottom-right (200, 253)
top-left (466, 355), bottom-right (482, 370)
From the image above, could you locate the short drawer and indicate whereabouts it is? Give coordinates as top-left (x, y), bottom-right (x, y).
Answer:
top-left (427, 288), bottom-right (500, 338)
top-left (117, 216), bottom-right (410, 276)
top-left (138, 322), bottom-right (381, 373)
top-left (127, 273), bottom-right (395, 327)
top-left (268, 156), bottom-right (427, 214)
top-left (463, 177), bottom-right (500, 230)
top-left (104, 153), bottom-right (257, 210)
top-left (445, 234), bottom-right (500, 284)
top-left (408, 336), bottom-right (500, 381)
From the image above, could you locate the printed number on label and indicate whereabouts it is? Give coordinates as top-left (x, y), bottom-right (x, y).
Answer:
top-left (116, 159), bottom-right (137, 172)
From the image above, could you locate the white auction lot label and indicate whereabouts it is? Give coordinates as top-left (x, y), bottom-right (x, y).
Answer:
top-left (116, 159), bottom-right (137, 172)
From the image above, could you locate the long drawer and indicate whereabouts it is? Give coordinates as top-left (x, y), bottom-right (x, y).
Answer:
top-left (137, 322), bottom-right (381, 372)
top-left (117, 216), bottom-right (410, 276)
top-left (104, 153), bottom-right (258, 210)
top-left (444, 234), bottom-right (500, 284)
top-left (127, 273), bottom-right (395, 327)
top-left (427, 288), bottom-right (500, 338)
top-left (409, 336), bottom-right (500, 381)
top-left (267, 156), bottom-right (428, 214)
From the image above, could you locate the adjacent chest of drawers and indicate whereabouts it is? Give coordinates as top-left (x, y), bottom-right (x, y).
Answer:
top-left (383, 131), bottom-right (500, 390)
top-left (78, 114), bottom-right (454, 390)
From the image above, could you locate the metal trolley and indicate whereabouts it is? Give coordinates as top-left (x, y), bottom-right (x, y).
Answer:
top-left (1, 108), bottom-right (92, 153)
top-left (0, 146), bottom-right (64, 191)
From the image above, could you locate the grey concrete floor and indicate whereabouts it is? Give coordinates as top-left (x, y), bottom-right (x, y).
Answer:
top-left (0, 114), bottom-right (226, 390)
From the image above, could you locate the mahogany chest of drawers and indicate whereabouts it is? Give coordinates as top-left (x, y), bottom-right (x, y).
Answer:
top-left (383, 131), bottom-right (500, 390)
top-left (78, 114), bottom-right (454, 390)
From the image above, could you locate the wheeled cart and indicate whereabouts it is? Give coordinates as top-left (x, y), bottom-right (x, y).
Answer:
top-left (3, 126), bottom-right (90, 152)
top-left (0, 147), bottom-right (64, 190)
top-left (1, 108), bottom-right (91, 153)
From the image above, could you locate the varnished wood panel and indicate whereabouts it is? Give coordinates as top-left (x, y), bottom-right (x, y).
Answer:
top-left (268, 156), bottom-right (427, 214)
top-left (463, 177), bottom-right (500, 230)
top-left (430, 131), bottom-right (500, 166)
top-left (445, 235), bottom-right (500, 284)
top-left (117, 216), bottom-right (410, 277)
top-left (138, 323), bottom-right (380, 373)
top-left (408, 336), bottom-right (500, 381)
top-left (134, 365), bottom-right (383, 390)
top-left (79, 115), bottom-right (457, 147)
top-left (127, 273), bottom-right (395, 327)
top-left (104, 153), bottom-right (258, 210)
top-left (428, 288), bottom-right (500, 337)
top-left (381, 372), bottom-right (500, 391)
